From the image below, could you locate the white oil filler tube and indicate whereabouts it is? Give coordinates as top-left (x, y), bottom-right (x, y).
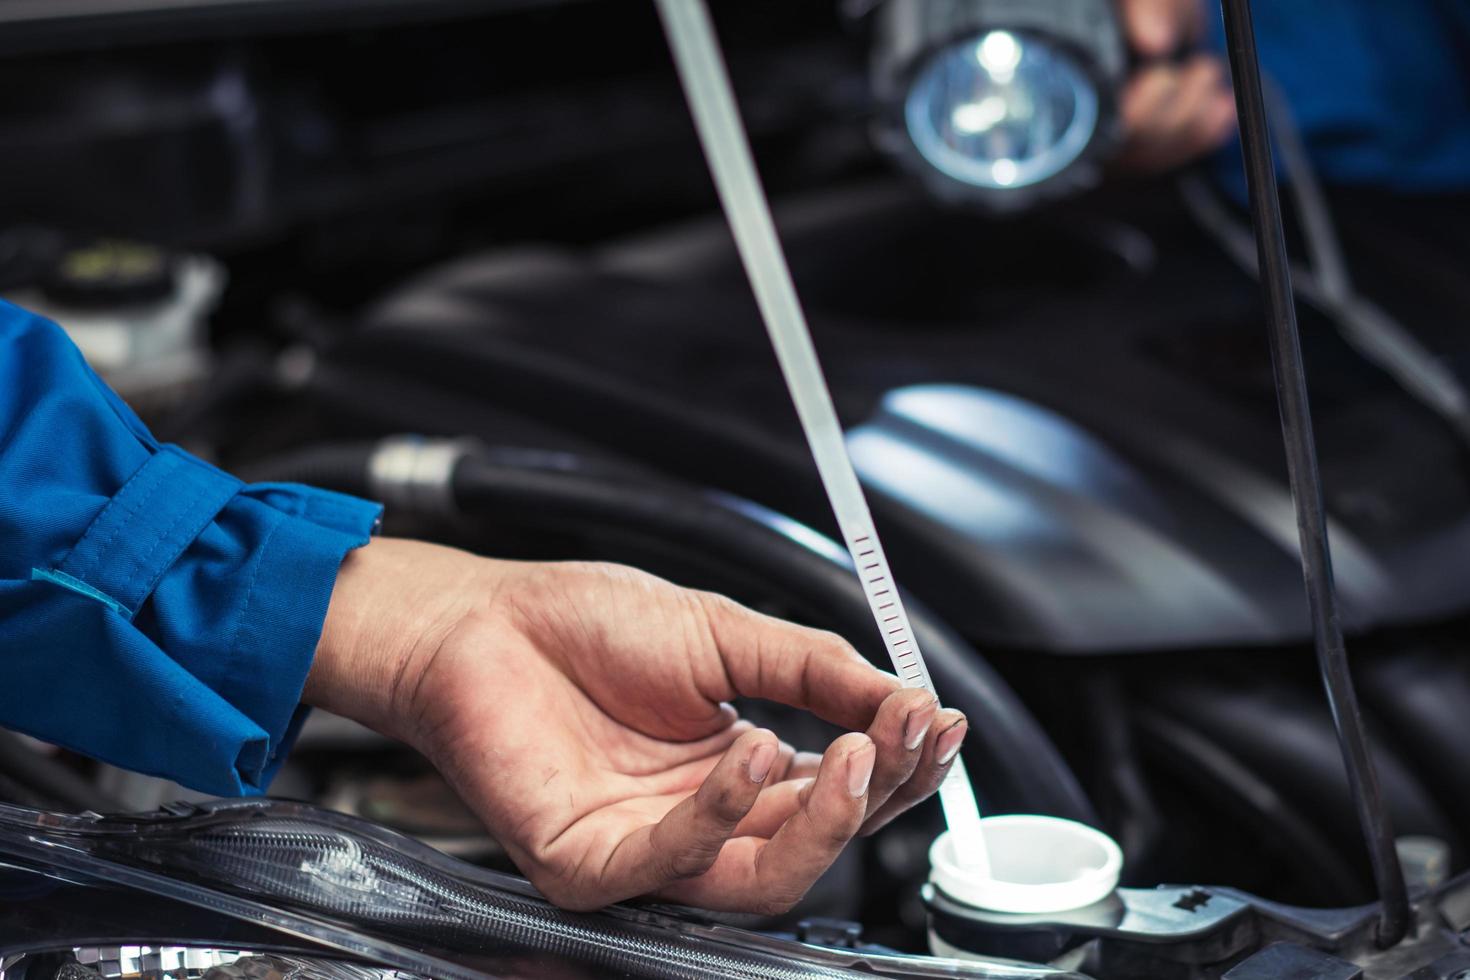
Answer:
top-left (655, 0), bottom-right (990, 873)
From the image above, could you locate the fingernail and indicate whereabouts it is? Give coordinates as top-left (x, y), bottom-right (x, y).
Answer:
top-left (847, 744), bottom-right (875, 798)
top-left (904, 699), bottom-right (936, 751)
top-left (937, 722), bottom-right (967, 766)
top-left (748, 741), bottom-right (777, 783)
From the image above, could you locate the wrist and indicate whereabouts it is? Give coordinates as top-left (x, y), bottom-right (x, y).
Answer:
top-left (305, 537), bottom-right (505, 746)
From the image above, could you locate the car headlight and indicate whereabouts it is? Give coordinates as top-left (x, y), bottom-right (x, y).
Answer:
top-left (0, 800), bottom-right (1080, 980)
top-left (4, 948), bottom-right (417, 980)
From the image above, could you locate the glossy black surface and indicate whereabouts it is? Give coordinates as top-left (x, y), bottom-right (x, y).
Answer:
top-left (300, 180), bottom-right (1470, 653)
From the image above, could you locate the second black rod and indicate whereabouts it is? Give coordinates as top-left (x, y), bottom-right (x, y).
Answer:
top-left (1217, 0), bottom-right (1411, 948)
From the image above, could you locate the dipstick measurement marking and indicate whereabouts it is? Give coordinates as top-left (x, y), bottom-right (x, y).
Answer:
top-left (850, 533), bottom-right (926, 685)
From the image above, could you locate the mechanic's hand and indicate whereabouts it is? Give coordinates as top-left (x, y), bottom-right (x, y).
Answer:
top-left (306, 537), bottom-right (968, 914)
top-left (1115, 0), bottom-right (1236, 172)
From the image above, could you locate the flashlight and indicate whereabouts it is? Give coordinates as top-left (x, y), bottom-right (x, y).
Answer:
top-left (871, 0), bottom-right (1125, 210)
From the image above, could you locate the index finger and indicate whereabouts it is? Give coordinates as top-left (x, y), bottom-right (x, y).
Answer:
top-left (695, 592), bottom-right (900, 731)
top-left (657, 732), bottom-right (875, 914)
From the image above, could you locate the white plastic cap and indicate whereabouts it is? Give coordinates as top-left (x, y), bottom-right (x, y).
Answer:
top-left (929, 814), bottom-right (1122, 914)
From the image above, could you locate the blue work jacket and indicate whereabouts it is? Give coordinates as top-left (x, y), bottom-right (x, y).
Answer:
top-left (0, 300), bottom-right (381, 796)
top-left (1212, 0), bottom-right (1470, 194)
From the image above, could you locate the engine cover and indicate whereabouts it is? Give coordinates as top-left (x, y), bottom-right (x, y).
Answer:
top-left (325, 181), bottom-right (1470, 653)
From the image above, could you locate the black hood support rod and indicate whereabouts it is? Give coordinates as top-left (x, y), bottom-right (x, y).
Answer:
top-left (1217, 0), bottom-right (1411, 948)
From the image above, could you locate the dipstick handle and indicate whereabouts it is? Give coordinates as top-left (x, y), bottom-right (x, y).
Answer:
top-left (656, 0), bottom-right (989, 873)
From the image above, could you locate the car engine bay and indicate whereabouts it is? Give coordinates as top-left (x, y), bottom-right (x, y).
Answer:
top-left (2, 2), bottom-right (1470, 978)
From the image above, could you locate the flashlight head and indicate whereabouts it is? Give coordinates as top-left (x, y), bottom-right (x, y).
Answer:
top-left (872, 0), bottom-right (1125, 211)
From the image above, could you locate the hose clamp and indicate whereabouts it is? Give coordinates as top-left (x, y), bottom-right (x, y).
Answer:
top-left (367, 436), bottom-right (481, 519)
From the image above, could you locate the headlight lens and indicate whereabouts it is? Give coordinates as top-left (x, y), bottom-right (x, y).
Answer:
top-left (112, 818), bottom-right (869, 978)
top-left (0, 800), bottom-right (1074, 980)
top-left (903, 30), bottom-right (1098, 192)
top-left (3, 949), bottom-right (418, 980)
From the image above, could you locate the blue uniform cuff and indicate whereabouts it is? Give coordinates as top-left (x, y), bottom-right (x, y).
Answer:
top-left (224, 485), bottom-right (382, 793)
top-left (0, 302), bottom-right (386, 797)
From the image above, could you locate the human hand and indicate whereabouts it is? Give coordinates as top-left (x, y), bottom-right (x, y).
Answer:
top-left (306, 538), bottom-right (968, 913)
top-left (1115, 0), bottom-right (1237, 172)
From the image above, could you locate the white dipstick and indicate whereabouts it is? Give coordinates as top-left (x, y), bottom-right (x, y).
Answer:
top-left (655, 0), bottom-right (990, 873)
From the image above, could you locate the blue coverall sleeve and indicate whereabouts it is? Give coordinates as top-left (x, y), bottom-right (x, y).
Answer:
top-left (0, 299), bottom-right (383, 796)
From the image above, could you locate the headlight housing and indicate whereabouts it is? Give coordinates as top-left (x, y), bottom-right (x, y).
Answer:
top-left (3, 948), bottom-right (419, 980)
top-left (0, 800), bottom-right (1081, 980)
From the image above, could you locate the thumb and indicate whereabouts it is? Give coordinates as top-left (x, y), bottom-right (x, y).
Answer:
top-left (695, 591), bottom-right (900, 732)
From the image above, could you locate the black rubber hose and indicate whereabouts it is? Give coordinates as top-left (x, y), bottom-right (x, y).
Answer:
top-left (1134, 709), bottom-right (1363, 901)
top-left (1136, 670), bottom-right (1457, 901)
top-left (237, 443), bottom-right (379, 489)
top-left (1218, 0), bottom-right (1410, 947)
top-left (246, 443), bottom-right (1097, 824)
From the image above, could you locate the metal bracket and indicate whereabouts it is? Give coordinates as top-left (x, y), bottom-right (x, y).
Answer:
top-left (367, 436), bottom-right (480, 519)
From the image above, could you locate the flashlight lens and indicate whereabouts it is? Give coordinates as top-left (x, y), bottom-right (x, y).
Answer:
top-left (904, 30), bottom-right (1098, 191)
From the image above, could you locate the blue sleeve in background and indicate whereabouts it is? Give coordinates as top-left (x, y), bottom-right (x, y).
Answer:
top-left (1206, 0), bottom-right (1470, 196)
top-left (0, 299), bottom-right (382, 796)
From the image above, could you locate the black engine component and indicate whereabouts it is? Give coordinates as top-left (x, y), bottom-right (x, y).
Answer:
top-left (926, 872), bottom-right (1470, 980)
top-left (261, 180), bottom-right (1470, 655)
top-left (5, 1), bottom-right (1470, 971)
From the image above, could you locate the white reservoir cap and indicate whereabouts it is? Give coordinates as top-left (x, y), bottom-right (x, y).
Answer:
top-left (930, 815), bottom-right (1122, 914)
